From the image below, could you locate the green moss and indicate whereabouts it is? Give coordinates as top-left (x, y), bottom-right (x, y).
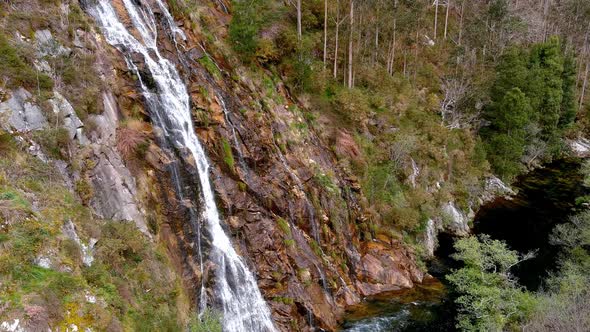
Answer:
top-left (272, 296), bottom-right (294, 305)
top-left (276, 217), bottom-right (291, 237)
top-left (198, 55), bottom-right (221, 80)
top-left (0, 189), bottom-right (31, 211)
top-left (310, 240), bottom-right (322, 257)
top-left (314, 170), bottom-right (339, 195)
top-left (221, 138), bottom-right (235, 171)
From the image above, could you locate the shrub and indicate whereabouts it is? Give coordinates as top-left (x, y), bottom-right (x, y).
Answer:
top-left (221, 138), bottom-right (235, 171)
top-left (198, 55), bottom-right (221, 80)
top-left (95, 221), bottom-right (147, 272)
top-left (32, 128), bottom-right (71, 160)
top-left (75, 178), bottom-right (94, 205)
top-left (0, 130), bottom-right (16, 156)
top-left (116, 126), bottom-right (147, 160)
top-left (229, 0), bottom-right (265, 61)
top-left (447, 235), bottom-right (536, 331)
top-left (0, 33), bottom-right (53, 91)
top-left (332, 88), bottom-right (371, 125)
top-left (188, 309), bottom-right (222, 332)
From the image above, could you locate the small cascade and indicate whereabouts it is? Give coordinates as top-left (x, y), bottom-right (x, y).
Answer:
top-left (423, 218), bottom-right (437, 257)
top-left (306, 306), bottom-right (315, 331)
top-left (217, 94), bottom-right (248, 172)
top-left (270, 129), bottom-right (321, 245)
top-left (409, 158), bottom-right (420, 188)
top-left (63, 220), bottom-right (96, 267)
top-left (154, 0), bottom-right (186, 42)
top-left (314, 263), bottom-right (329, 293)
top-left (88, 1), bottom-right (276, 331)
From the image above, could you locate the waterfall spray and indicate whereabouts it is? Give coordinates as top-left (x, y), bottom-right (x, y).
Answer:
top-left (88, 1), bottom-right (276, 330)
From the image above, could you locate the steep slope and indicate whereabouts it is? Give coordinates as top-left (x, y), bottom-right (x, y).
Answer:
top-left (0, 0), bottom-right (429, 330)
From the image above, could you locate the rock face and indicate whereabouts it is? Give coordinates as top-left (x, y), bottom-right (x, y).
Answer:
top-left (481, 176), bottom-right (515, 203)
top-left (62, 220), bottom-right (96, 266)
top-left (0, 3), bottom-right (430, 332)
top-left (569, 138), bottom-right (590, 158)
top-left (89, 146), bottom-right (148, 233)
top-left (49, 92), bottom-right (87, 144)
top-left (34, 29), bottom-right (71, 57)
top-left (114, 5), bottom-right (426, 329)
top-left (423, 218), bottom-right (438, 257)
top-left (86, 91), bottom-right (148, 235)
top-left (0, 88), bottom-right (48, 132)
top-left (442, 202), bottom-right (470, 236)
top-left (355, 241), bottom-right (424, 296)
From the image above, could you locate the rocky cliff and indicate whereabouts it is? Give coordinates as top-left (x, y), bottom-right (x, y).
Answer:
top-left (0, 0), bottom-right (512, 330)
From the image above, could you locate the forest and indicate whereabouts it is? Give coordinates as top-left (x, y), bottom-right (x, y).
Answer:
top-left (227, 0), bottom-right (590, 330)
top-left (0, 0), bottom-right (589, 330)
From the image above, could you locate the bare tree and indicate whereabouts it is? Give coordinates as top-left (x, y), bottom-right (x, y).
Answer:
top-left (387, 19), bottom-right (397, 75)
top-left (348, 0), bottom-right (354, 88)
top-left (433, 0), bottom-right (439, 39)
top-left (333, 0), bottom-right (348, 79)
top-left (440, 76), bottom-right (477, 128)
top-left (297, 0), bottom-right (302, 40)
top-left (444, 0), bottom-right (450, 39)
top-left (323, 0), bottom-right (328, 67)
top-left (580, 60), bottom-right (589, 111)
top-left (458, 0), bottom-right (465, 45)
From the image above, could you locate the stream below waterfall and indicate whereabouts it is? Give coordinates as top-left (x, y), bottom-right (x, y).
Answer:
top-left (340, 159), bottom-right (586, 331)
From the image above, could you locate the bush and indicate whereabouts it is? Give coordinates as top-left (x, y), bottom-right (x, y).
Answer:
top-left (116, 126), bottom-right (148, 161)
top-left (198, 55), bottom-right (221, 80)
top-left (32, 128), bottom-right (71, 160)
top-left (75, 178), bottom-right (94, 205)
top-left (447, 235), bottom-right (536, 331)
top-left (221, 138), bottom-right (235, 171)
top-left (229, 0), bottom-right (267, 61)
top-left (0, 33), bottom-right (53, 91)
top-left (95, 221), bottom-right (147, 271)
top-left (332, 88), bottom-right (371, 125)
top-left (188, 309), bottom-right (222, 332)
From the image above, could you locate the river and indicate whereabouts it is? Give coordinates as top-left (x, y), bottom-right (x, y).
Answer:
top-left (340, 159), bottom-right (586, 331)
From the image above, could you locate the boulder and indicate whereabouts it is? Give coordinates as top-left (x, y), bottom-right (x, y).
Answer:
top-left (35, 29), bottom-right (71, 57)
top-left (481, 176), bottom-right (515, 203)
top-left (0, 88), bottom-right (48, 132)
top-left (569, 138), bottom-right (590, 158)
top-left (442, 202), bottom-right (470, 236)
top-left (354, 241), bottom-right (424, 297)
top-left (49, 91), bottom-right (87, 143)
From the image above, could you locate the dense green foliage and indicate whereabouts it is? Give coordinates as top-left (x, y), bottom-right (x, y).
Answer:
top-left (229, 0), bottom-right (278, 63)
top-left (449, 162), bottom-right (590, 331)
top-left (482, 38), bottom-right (576, 180)
top-left (447, 235), bottom-right (535, 331)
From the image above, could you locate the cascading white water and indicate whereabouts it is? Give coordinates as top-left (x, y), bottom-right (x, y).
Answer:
top-left (88, 1), bottom-right (276, 331)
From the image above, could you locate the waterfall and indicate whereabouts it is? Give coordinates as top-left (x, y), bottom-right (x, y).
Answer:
top-left (88, 1), bottom-right (276, 330)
